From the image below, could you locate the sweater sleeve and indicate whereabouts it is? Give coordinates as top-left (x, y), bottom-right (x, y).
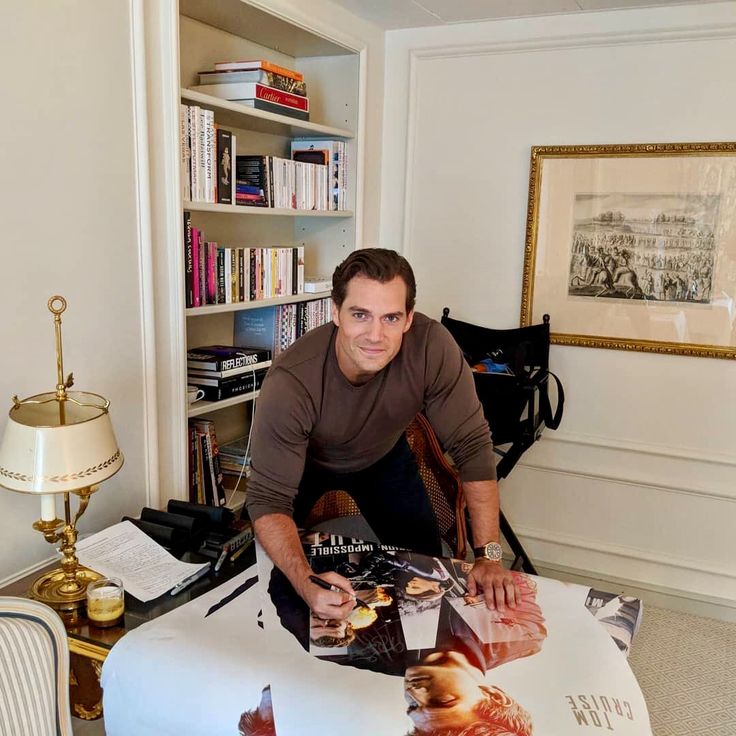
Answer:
top-left (422, 322), bottom-right (496, 482)
top-left (245, 367), bottom-right (316, 522)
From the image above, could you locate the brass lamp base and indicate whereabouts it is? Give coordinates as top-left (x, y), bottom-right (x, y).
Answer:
top-left (30, 566), bottom-right (103, 613)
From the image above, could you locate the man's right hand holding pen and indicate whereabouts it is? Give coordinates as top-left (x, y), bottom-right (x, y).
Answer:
top-left (298, 571), bottom-right (358, 620)
top-left (254, 514), bottom-right (360, 621)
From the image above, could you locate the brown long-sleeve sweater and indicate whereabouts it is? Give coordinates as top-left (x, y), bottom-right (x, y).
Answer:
top-left (245, 312), bottom-right (495, 522)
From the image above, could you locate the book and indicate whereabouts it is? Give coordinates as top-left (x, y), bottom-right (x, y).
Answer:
top-left (191, 226), bottom-right (201, 307)
top-left (194, 369), bottom-right (267, 402)
top-left (199, 428), bottom-right (215, 505)
top-left (230, 133), bottom-right (237, 204)
top-left (218, 436), bottom-right (250, 474)
top-left (304, 277), bottom-right (331, 293)
top-left (235, 155), bottom-right (271, 207)
top-left (213, 59), bottom-right (304, 81)
top-left (194, 82), bottom-right (309, 112)
top-left (216, 128), bottom-right (233, 204)
top-left (236, 98), bottom-right (309, 122)
top-left (234, 307), bottom-right (279, 351)
top-left (191, 419), bottom-right (227, 507)
top-left (183, 212), bottom-right (193, 307)
top-left (188, 359), bottom-right (272, 380)
top-left (179, 104), bottom-right (191, 201)
top-left (291, 140), bottom-right (346, 210)
top-left (188, 367), bottom-right (268, 389)
top-left (187, 345), bottom-right (272, 371)
top-left (197, 69), bottom-right (307, 96)
top-left (204, 109), bottom-right (215, 202)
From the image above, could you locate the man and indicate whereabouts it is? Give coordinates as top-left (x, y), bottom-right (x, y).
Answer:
top-left (246, 248), bottom-right (517, 620)
top-left (404, 651), bottom-right (532, 736)
top-left (308, 613), bottom-right (356, 648)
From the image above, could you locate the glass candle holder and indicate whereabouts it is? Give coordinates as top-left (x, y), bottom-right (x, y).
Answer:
top-left (86, 578), bottom-right (125, 628)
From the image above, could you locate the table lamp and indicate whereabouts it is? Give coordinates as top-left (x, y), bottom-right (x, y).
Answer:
top-left (0, 296), bottom-right (124, 612)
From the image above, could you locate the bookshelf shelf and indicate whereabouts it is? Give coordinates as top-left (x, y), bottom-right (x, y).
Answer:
top-left (180, 89), bottom-right (354, 139)
top-left (187, 390), bottom-right (260, 418)
top-left (184, 201), bottom-right (353, 217)
top-left (186, 291), bottom-right (331, 317)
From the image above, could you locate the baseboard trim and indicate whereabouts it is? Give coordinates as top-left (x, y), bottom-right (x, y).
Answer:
top-left (531, 559), bottom-right (736, 623)
top-left (505, 525), bottom-right (736, 621)
top-left (0, 555), bottom-right (57, 591)
top-left (516, 524), bottom-right (736, 581)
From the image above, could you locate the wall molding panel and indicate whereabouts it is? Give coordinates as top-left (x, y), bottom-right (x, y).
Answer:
top-left (517, 433), bottom-right (736, 504)
top-left (511, 523), bottom-right (736, 611)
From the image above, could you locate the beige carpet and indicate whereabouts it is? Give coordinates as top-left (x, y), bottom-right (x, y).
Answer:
top-left (628, 605), bottom-right (736, 735)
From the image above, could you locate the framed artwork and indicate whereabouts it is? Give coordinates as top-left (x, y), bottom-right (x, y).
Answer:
top-left (520, 142), bottom-right (736, 359)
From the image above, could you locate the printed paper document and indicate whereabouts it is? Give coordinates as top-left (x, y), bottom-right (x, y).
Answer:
top-left (77, 521), bottom-right (209, 602)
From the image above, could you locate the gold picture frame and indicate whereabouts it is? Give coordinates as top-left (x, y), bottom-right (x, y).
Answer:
top-left (520, 142), bottom-right (736, 359)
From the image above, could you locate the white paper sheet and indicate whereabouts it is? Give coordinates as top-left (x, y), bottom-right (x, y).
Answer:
top-left (76, 521), bottom-right (209, 601)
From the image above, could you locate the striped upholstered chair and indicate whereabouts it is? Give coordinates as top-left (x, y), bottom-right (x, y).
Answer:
top-left (0, 597), bottom-right (73, 736)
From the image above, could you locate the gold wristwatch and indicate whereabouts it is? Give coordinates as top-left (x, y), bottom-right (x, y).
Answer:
top-left (473, 541), bottom-right (503, 562)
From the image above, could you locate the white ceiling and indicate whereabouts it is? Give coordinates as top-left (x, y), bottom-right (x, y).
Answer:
top-left (328, 0), bottom-right (725, 29)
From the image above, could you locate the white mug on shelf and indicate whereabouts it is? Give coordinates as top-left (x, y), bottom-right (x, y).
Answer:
top-left (187, 385), bottom-right (205, 404)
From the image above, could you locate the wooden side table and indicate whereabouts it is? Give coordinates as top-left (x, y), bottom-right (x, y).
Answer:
top-left (0, 547), bottom-right (256, 720)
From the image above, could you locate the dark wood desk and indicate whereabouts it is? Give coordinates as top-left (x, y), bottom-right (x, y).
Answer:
top-left (0, 546), bottom-right (256, 720)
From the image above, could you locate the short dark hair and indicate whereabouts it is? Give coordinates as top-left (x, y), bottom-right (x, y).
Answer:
top-left (310, 621), bottom-right (356, 648)
top-left (331, 248), bottom-right (416, 313)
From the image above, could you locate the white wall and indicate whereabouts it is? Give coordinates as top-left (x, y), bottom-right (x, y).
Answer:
top-left (0, 1), bottom-right (151, 584)
top-left (382, 2), bottom-right (736, 614)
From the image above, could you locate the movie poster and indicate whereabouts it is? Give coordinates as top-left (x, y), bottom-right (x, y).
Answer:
top-left (102, 534), bottom-right (651, 736)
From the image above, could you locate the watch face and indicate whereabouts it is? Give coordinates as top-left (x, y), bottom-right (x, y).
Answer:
top-left (484, 542), bottom-right (503, 561)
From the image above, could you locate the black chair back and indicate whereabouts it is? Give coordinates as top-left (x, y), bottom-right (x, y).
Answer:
top-left (441, 308), bottom-right (563, 471)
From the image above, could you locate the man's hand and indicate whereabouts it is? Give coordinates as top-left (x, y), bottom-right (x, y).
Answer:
top-left (466, 559), bottom-right (518, 611)
top-left (297, 571), bottom-right (357, 621)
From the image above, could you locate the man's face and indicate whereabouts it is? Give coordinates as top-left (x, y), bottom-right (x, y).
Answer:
top-left (404, 651), bottom-right (488, 731)
top-left (309, 615), bottom-right (348, 640)
top-left (332, 275), bottom-right (414, 384)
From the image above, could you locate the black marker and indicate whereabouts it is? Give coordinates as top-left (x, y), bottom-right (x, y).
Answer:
top-left (308, 574), bottom-right (370, 609)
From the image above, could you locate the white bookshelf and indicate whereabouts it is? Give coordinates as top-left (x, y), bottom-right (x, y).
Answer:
top-left (146, 1), bottom-right (362, 509)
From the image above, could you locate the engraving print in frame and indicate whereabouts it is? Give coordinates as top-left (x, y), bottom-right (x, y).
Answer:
top-left (520, 142), bottom-right (736, 359)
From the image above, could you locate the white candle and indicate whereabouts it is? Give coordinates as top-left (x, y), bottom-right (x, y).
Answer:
top-left (40, 494), bottom-right (56, 521)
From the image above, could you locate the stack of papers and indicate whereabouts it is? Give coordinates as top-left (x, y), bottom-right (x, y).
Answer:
top-left (77, 521), bottom-right (210, 602)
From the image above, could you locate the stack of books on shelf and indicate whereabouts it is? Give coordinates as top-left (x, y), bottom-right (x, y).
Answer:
top-left (183, 214), bottom-right (305, 307)
top-left (193, 59), bottom-right (309, 121)
top-left (187, 418), bottom-right (228, 507)
top-left (234, 297), bottom-right (332, 356)
top-left (291, 140), bottom-right (347, 211)
top-left (236, 155), bottom-right (330, 210)
top-left (180, 104), bottom-right (235, 204)
top-left (187, 345), bottom-right (272, 402)
top-left (218, 436), bottom-right (251, 497)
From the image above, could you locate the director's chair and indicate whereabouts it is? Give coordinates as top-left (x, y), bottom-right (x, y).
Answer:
top-left (440, 308), bottom-right (565, 574)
